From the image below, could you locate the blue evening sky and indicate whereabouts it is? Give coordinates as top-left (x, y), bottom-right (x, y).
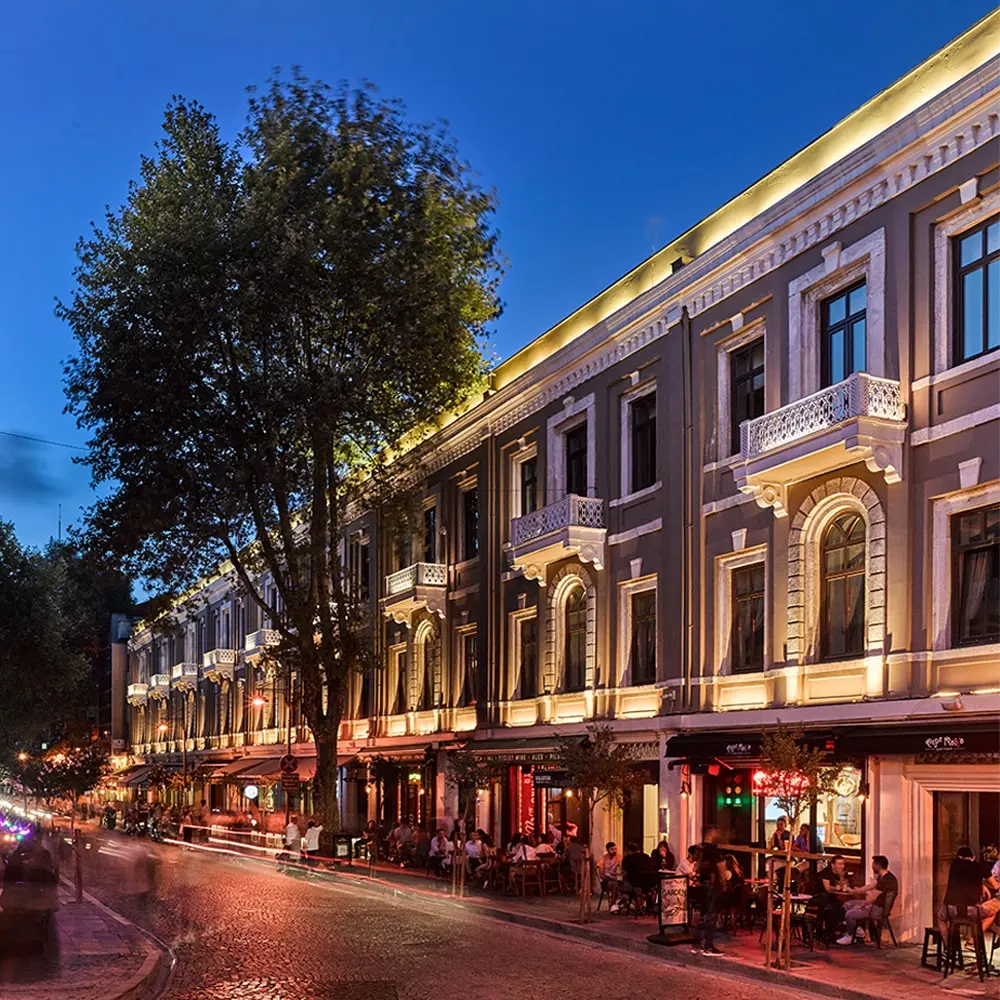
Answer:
top-left (0, 1), bottom-right (991, 550)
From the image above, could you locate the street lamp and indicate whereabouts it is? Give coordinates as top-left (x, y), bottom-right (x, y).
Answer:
top-left (16, 753), bottom-right (28, 814)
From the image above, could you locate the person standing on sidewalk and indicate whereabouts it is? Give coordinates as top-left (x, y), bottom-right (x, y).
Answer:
top-left (285, 815), bottom-right (302, 853)
top-left (692, 825), bottom-right (726, 956)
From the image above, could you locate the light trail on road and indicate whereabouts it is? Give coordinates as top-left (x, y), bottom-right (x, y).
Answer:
top-left (79, 829), bottom-right (810, 1000)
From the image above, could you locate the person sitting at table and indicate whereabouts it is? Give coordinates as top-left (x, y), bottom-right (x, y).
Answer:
top-left (620, 841), bottom-right (658, 913)
top-left (428, 828), bottom-right (452, 876)
top-left (836, 855), bottom-right (898, 945)
top-left (562, 835), bottom-right (587, 881)
top-left (817, 855), bottom-right (853, 940)
top-left (770, 817), bottom-right (791, 889)
top-left (535, 831), bottom-right (556, 856)
top-left (597, 842), bottom-right (622, 911)
top-left (677, 844), bottom-right (700, 879)
top-left (510, 833), bottom-right (536, 863)
top-left (938, 845), bottom-right (1000, 940)
top-left (651, 840), bottom-right (676, 871)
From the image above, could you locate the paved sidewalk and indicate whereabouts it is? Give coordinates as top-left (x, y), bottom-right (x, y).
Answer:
top-left (292, 856), bottom-right (995, 1000)
top-left (0, 881), bottom-right (168, 1000)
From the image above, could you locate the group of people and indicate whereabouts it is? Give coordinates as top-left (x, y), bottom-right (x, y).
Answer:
top-left (284, 814), bottom-right (324, 857)
top-left (597, 840), bottom-right (677, 913)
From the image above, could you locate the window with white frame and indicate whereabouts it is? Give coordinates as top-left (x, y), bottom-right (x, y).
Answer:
top-left (456, 626), bottom-right (478, 707)
top-left (933, 189), bottom-right (1000, 376)
top-left (564, 585), bottom-right (587, 692)
top-left (617, 575), bottom-right (657, 686)
top-left (389, 644), bottom-right (408, 715)
top-left (459, 480), bottom-right (479, 561)
top-left (953, 216), bottom-right (999, 365)
top-left (546, 393), bottom-right (596, 500)
top-left (787, 229), bottom-right (885, 400)
top-left (715, 545), bottom-right (768, 674)
top-left (422, 505), bottom-right (438, 563)
top-left (511, 443), bottom-right (539, 521)
top-left (620, 381), bottom-right (657, 497)
top-left (931, 482), bottom-right (1000, 650)
top-left (509, 609), bottom-right (538, 699)
top-left (715, 319), bottom-right (766, 462)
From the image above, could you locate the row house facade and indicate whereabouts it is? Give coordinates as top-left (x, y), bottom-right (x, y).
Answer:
top-left (118, 15), bottom-right (999, 942)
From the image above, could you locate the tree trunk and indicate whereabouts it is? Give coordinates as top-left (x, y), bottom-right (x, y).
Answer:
top-left (313, 714), bottom-right (342, 857)
top-left (781, 836), bottom-right (793, 969)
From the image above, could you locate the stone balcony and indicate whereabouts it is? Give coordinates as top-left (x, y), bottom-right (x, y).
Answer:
top-left (148, 673), bottom-right (170, 699)
top-left (244, 628), bottom-right (281, 660)
top-left (730, 372), bottom-right (906, 517)
top-left (202, 648), bottom-right (237, 684)
top-left (171, 662), bottom-right (200, 691)
top-left (510, 494), bottom-right (606, 584)
top-left (382, 562), bottom-right (447, 627)
top-left (126, 683), bottom-right (148, 707)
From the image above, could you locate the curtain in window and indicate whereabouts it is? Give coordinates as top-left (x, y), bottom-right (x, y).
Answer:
top-left (960, 549), bottom-right (991, 635)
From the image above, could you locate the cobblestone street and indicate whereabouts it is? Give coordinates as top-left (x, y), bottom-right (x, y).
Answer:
top-left (79, 833), bottom-right (808, 1000)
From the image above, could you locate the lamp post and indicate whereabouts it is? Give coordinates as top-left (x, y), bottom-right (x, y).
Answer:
top-left (17, 752), bottom-right (28, 815)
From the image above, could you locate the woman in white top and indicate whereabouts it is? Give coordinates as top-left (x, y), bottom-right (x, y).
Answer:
top-left (304, 820), bottom-right (323, 856)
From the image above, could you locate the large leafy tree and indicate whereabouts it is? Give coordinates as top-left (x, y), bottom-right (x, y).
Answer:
top-left (61, 75), bottom-right (503, 834)
top-left (0, 525), bottom-right (131, 766)
top-left (0, 522), bottom-right (91, 752)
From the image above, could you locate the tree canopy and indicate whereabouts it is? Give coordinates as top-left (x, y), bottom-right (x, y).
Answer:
top-left (0, 522), bottom-right (130, 755)
top-left (61, 74), bottom-right (504, 831)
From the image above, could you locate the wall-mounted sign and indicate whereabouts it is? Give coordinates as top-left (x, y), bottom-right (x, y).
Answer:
top-left (533, 769), bottom-right (570, 788)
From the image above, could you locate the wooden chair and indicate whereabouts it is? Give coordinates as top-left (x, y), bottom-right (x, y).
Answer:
top-left (863, 890), bottom-right (898, 948)
top-left (943, 908), bottom-right (993, 982)
top-left (510, 860), bottom-right (545, 898)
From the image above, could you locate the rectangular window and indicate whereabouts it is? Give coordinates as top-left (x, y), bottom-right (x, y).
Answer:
top-left (630, 392), bottom-right (657, 493)
top-left (565, 423), bottom-right (588, 496)
top-left (630, 590), bottom-right (656, 685)
top-left (730, 339), bottom-right (765, 455)
top-left (423, 506), bottom-right (437, 563)
top-left (952, 505), bottom-right (1000, 646)
top-left (462, 487), bottom-right (479, 560)
top-left (954, 217), bottom-right (1000, 363)
top-left (821, 281), bottom-right (867, 387)
top-left (731, 564), bottom-right (765, 672)
top-left (520, 457), bottom-right (538, 515)
top-left (519, 617), bottom-right (537, 699)
top-left (359, 542), bottom-right (370, 602)
top-left (461, 633), bottom-right (478, 707)
top-left (393, 653), bottom-right (407, 715)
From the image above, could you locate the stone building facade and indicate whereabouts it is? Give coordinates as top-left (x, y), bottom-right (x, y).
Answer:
top-left (118, 14), bottom-right (999, 941)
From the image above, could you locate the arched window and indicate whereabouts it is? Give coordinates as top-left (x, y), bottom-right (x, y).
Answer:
top-left (414, 624), bottom-right (438, 711)
top-left (821, 512), bottom-right (866, 659)
top-left (564, 585), bottom-right (587, 691)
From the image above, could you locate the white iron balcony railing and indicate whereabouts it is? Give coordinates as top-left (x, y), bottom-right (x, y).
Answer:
top-left (171, 662), bottom-right (200, 689)
top-left (385, 562), bottom-right (447, 597)
top-left (511, 494), bottom-right (605, 546)
top-left (126, 683), bottom-right (148, 706)
top-left (202, 647), bottom-right (236, 683)
top-left (148, 673), bottom-right (170, 698)
top-left (244, 628), bottom-right (281, 653)
top-left (740, 371), bottom-right (904, 459)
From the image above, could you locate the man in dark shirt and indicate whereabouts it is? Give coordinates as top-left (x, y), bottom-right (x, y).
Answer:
top-left (691, 825), bottom-right (727, 956)
top-left (836, 855), bottom-right (898, 945)
top-left (620, 841), bottom-right (657, 910)
top-left (938, 846), bottom-right (1000, 938)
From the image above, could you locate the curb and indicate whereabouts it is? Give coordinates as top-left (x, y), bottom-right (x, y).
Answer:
top-left (58, 875), bottom-right (175, 1000)
top-left (220, 848), bottom-right (897, 1000)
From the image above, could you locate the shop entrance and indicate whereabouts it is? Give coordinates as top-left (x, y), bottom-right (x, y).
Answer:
top-left (933, 791), bottom-right (1000, 912)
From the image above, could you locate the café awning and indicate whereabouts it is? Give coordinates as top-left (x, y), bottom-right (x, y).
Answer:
top-left (835, 721), bottom-right (1000, 756)
top-left (664, 730), bottom-right (835, 762)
